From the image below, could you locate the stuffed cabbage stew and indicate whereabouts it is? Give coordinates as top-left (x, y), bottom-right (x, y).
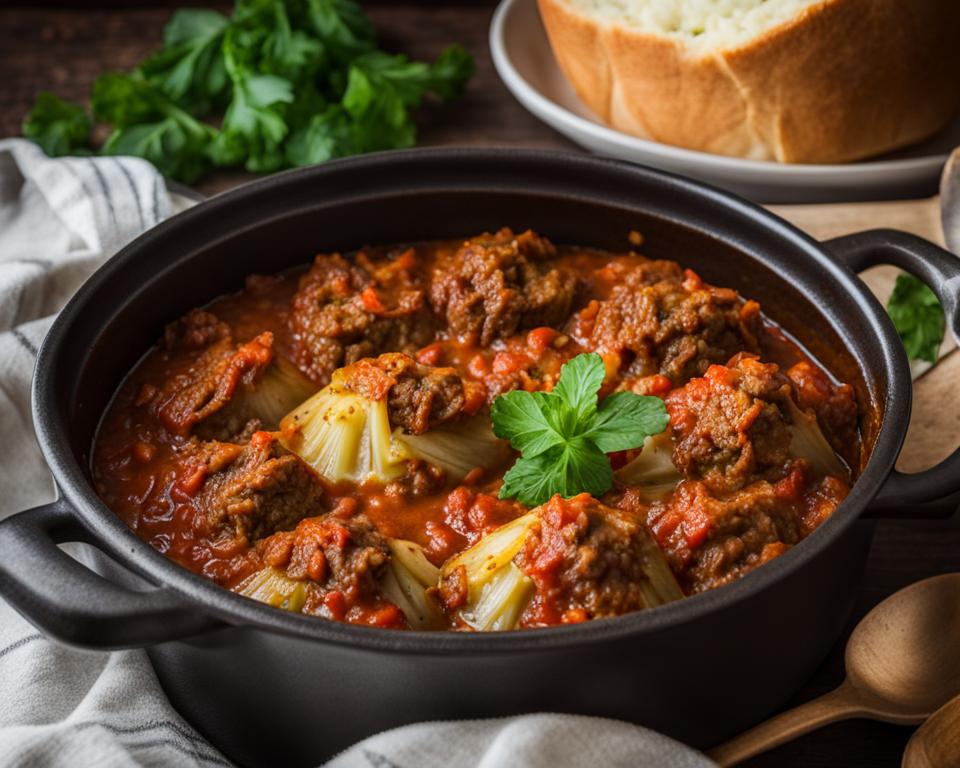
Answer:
top-left (93, 229), bottom-right (859, 631)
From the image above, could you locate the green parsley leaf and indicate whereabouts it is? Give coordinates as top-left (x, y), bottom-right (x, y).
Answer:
top-left (305, 0), bottom-right (376, 64)
top-left (232, 0), bottom-right (325, 83)
top-left (93, 73), bottom-right (217, 183)
top-left (587, 391), bottom-right (671, 453)
top-left (491, 390), bottom-right (565, 458)
top-left (139, 9), bottom-right (230, 108)
top-left (492, 352), bottom-right (669, 506)
top-left (213, 23), bottom-right (296, 172)
top-left (551, 351), bottom-right (605, 425)
top-left (21, 0), bottom-right (474, 183)
top-left (285, 104), bottom-right (349, 166)
top-left (351, 45), bottom-right (474, 107)
top-left (500, 438), bottom-right (613, 507)
top-left (341, 63), bottom-right (416, 153)
top-left (887, 273), bottom-right (945, 364)
top-left (22, 92), bottom-right (92, 156)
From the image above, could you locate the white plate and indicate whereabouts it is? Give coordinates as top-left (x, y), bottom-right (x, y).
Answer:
top-left (489, 0), bottom-right (960, 203)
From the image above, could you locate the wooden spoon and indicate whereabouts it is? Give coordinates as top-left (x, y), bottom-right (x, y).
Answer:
top-left (708, 573), bottom-right (960, 767)
top-left (902, 693), bottom-right (960, 768)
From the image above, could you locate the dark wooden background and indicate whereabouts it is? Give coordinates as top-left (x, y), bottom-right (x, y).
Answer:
top-left (2, 3), bottom-right (959, 766)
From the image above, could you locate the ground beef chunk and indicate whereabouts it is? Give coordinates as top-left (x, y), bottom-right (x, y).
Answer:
top-left (515, 494), bottom-right (677, 626)
top-left (339, 353), bottom-right (467, 434)
top-left (163, 309), bottom-right (231, 351)
top-left (182, 431), bottom-right (326, 546)
top-left (289, 247), bottom-right (434, 386)
top-left (140, 309), bottom-right (275, 440)
top-left (256, 513), bottom-right (401, 625)
top-left (666, 354), bottom-right (794, 493)
top-left (430, 229), bottom-right (581, 345)
top-left (383, 459), bottom-right (447, 498)
top-left (646, 478), bottom-right (805, 593)
top-left (144, 330), bottom-right (275, 440)
top-left (582, 259), bottom-right (761, 383)
top-left (786, 360), bottom-right (860, 468)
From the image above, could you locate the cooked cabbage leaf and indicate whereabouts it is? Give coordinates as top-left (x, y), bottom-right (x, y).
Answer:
top-left (279, 370), bottom-right (411, 483)
top-left (613, 432), bottom-right (682, 501)
top-left (785, 397), bottom-right (846, 478)
top-left (234, 566), bottom-right (307, 612)
top-left (241, 355), bottom-right (318, 429)
top-left (440, 513), bottom-right (538, 631)
top-left (280, 365), bottom-right (507, 485)
top-left (441, 499), bottom-right (683, 631)
top-left (379, 539), bottom-right (444, 630)
top-left (396, 413), bottom-right (510, 483)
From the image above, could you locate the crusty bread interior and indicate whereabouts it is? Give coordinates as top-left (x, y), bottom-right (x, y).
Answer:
top-left (562, 0), bottom-right (825, 50)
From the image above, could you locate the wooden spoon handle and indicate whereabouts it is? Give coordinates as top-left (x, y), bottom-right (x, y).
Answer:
top-left (707, 683), bottom-right (867, 767)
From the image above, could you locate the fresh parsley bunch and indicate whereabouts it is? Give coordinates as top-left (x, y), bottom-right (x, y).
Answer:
top-left (491, 353), bottom-right (670, 506)
top-left (886, 273), bottom-right (945, 364)
top-left (21, 0), bottom-right (474, 184)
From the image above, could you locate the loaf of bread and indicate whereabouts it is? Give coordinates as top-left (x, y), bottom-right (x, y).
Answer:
top-left (538, 0), bottom-right (960, 163)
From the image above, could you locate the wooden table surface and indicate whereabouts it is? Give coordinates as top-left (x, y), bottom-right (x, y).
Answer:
top-left (3, 3), bottom-right (959, 767)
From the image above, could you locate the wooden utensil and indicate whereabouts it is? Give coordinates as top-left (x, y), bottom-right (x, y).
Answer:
top-left (902, 693), bottom-right (960, 768)
top-left (708, 573), bottom-right (960, 767)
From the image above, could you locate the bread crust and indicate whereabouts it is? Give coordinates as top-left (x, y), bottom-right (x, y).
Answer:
top-left (538, 0), bottom-right (960, 163)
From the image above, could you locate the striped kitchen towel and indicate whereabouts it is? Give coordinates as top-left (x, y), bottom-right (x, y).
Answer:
top-left (0, 138), bottom-right (219, 768)
top-left (0, 138), bottom-right (192, 516)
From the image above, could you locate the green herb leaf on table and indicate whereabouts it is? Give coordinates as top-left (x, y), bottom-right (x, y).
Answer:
top-left (306, 0), bottom-right (377, 64)
top-left (491, 353), bottom-right (670, 507)
top-left (138, 9), bottom-right (230, 108)
top-left (21, 92), bottom-right (92, 157)
top-left (887, 273), bottom-right (945, 364)
top-left (21, 0), bottom-right (474, 184)
top-left (93, 73), bottom-right (218, 183)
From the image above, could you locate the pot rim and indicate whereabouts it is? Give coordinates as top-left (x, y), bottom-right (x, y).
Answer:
top-left (32, 147), bottom-right (910, 654)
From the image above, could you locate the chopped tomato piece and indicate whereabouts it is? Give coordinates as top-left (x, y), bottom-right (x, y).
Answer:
top-left (360, 286), bottom-right (385, 313)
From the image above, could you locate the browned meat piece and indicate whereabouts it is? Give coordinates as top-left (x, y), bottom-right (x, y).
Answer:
top-left (289, 248), bottom-right (434, 386)
top-left (583, 260), bottom-right (761, 382)
top-left (515, 494), bottom-right (678, 625)
top-left (429, 229), bottom-right (581, 345)
top-left (163, 309), bottom-right (231, 351)
top-left (147, 331), bottom-right (275, 440)
top-left (646, 477), bottom-right (806, 593)
top-left (338, 353), bottom-right (466, 434)
top-left (181, 431), bottom-right (326, 546)
top-left (666, 354), bottom-right (793, 493)
top-left (257, 514), bottom-right (396, 623)
top-left (383, 459), bottom-right (447, 498)
top-left (786, 360), bottom-right (860, 468)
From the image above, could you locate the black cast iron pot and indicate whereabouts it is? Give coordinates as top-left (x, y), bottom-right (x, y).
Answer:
top-left (2, 150), bottom-right (959, 768)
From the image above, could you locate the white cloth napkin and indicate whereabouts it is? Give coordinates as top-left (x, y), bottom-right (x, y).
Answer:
top-left (0, 138), bottom-right (714, 768)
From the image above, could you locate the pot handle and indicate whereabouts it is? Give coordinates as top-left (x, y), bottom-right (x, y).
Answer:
top-left (824, 229), bottom-right (960, 513)
top-left (0, 499), bottom-right (222, 649)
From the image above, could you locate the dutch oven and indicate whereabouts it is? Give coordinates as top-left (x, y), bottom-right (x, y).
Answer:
top-left (1, 149), bottom-right (959, 767)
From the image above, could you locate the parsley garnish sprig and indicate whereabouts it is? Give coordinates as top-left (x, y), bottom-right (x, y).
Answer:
top-left (21, 0), bottom-right (474, 184)
top-left (886, 273), bottom-right (945, 364)
top-left (491, 353), bottom-right (669, 506)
